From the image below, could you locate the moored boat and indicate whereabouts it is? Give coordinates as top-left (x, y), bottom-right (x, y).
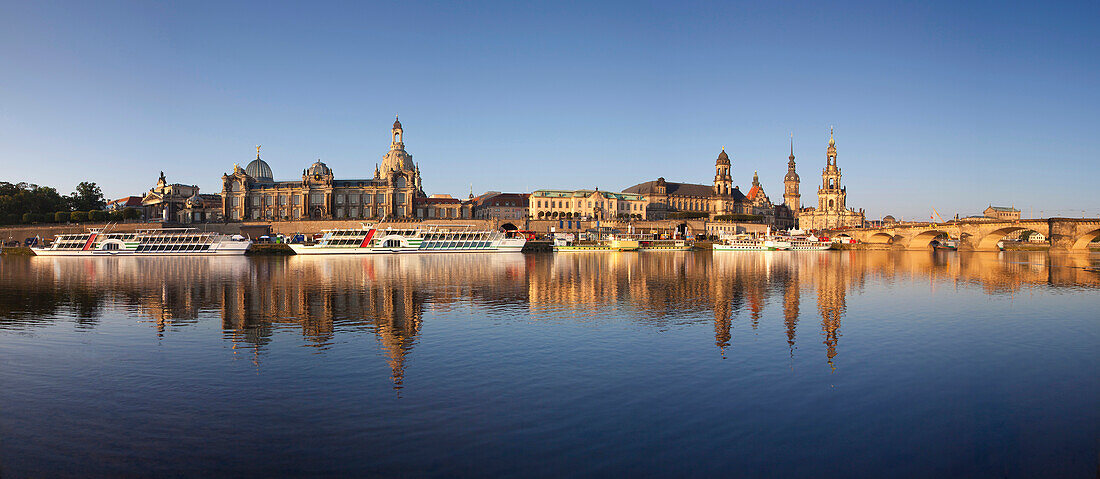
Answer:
top-left (713, 235), bottom-right (789, 251)
top-left (33, 228), bottom-right (251, 256)
top-left (932, 239), bottom-right (959, 251)
top-left (786, 235), bottom-right (833, 251)
top-left (552, 234), bottom-right (639, 252)
top-left (288, 224), bottom-right (525, 254)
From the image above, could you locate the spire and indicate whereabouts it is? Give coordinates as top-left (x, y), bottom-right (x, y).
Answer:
top-left (753, 170), bottom-right (760, 186)
top-left (789, 134), bottom-right (795, 161)
top-left (826, 126), bottom-right (837, 165)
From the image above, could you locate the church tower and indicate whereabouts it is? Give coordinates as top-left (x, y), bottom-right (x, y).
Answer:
top-left (818, 127), bottom-right (846, 213)
top-left (713, 148), bottom-right (733, 196)
top-left (784, 135), bottom-right (801, 224)
top-left (391, 115), bottom-right (404, 148)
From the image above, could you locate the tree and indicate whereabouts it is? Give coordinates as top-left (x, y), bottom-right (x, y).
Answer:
top-left (0, 182), bottom-right (68, 218)
top-left (69, 182), bottom-right (106, 212)
top-left (70, 211), bottom-right (88, 222)
top-left (122, 207), bottom-right (141, 220)
top-left (55, 211), bottom-right (70, 222)
top-left (88, 210), bottom-right (108, 222)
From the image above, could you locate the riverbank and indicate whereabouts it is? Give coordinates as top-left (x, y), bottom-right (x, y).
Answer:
top-left (830, 243), bottom-right (892, 250)
top-left (245, 244), bottom-right (295, 255)
top-left (0, 246), bottom-right (34, 256)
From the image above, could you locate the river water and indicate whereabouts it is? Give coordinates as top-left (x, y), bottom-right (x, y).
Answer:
top-left (0, 251), bottom-right (1097, 478)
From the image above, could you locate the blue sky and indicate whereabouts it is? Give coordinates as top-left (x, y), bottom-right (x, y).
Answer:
top-left (1, 0), bottom-right (1097, 220)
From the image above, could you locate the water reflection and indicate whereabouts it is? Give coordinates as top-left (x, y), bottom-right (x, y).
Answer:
top-left (1, 251), bottom-right (1097, 384)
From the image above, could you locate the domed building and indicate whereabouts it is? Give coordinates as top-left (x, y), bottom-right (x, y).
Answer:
top-left (245, 148), bottom-right (274, 182)
top-left (220, 118), bottom-right (429, 221)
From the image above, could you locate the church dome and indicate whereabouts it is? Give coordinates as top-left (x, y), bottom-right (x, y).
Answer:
top-left (716, 149), bottom-right (730, 165)
top-left (245, 157), bottom-right (273, 182)
top-left (785, 169), bottom-right (800, 182)
top-left (381, 148), bottom-right (415, 174)
top-left (306, 160), bottom-right (331, 177)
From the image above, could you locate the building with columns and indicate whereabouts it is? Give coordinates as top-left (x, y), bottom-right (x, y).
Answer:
top-left (220, 118), bottom-right (426, 221)
top-left (530, 188), bottom-right (647, 221)
top-left (798, 129), bottom-right (865, 230)
top-left (142, 171), bottom-right (222, 223)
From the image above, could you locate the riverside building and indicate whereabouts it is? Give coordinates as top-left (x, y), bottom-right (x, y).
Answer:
top-left (220, 118), bottom-right (426, 221)
top-left (623, 147), bottom-right (793, 227)
top-left (797, 129), bottom-right (866, 230)
top-left (530, 188), bottom-right (648, 221)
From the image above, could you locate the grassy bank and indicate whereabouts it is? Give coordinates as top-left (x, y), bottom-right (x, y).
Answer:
top-left (0, 246), bottom-right (35, 256)
top-left (245, 243), bottom-right (295, 255)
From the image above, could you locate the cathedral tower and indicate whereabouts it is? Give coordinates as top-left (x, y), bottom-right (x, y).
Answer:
top-left (818, 127), bottom-right (846, 213)
top-left (784, 135), bottom-right (801, 224)
top-left (713, 148), bottom-right (733, 196)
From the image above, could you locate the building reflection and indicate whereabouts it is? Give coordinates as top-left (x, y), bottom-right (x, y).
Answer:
top-left (0, 251), bottom-right (1097, 382)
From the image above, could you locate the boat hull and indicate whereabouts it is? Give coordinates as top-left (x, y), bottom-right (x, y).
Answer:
top-left (553, 245), bottom-right (635, 252)
top-left (33, 247), bottom-right (249, 256)
top-left (289, 243), bottom-right (525, 255)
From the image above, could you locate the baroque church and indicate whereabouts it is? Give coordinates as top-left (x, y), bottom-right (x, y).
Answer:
top-left (220, 117), bottom-right (426, 221)
top-left (623, 147), bottom-right (792, 227)
top-left (794, 129), bottom-right (865, 230)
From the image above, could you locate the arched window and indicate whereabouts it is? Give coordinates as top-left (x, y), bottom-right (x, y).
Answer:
top-left (829, 199), bottom-right (834, 208)
top-left (396, 176), bottom-right (407, 188)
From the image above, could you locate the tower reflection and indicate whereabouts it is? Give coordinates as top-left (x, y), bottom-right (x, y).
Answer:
top-left (1, 251), bottom-right (1097, 383)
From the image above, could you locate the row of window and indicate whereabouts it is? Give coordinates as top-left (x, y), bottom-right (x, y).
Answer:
top-left (420, 240), bottom-right (492, 249)
top-left (136, 244), bottom-right (212, 252)
top-left (535, 200), bottom-right (644, 211)
top-left (232, 193), bottom-right (402, 207)
top-left (323, 239), bottom-right (364, 246)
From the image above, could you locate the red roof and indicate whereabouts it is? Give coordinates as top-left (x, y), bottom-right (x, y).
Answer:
top-left (482, 193), bottom-right (529, 207)
top-left (108, 196), bottom-right (143, 207)
top-left (746, 185), bottom-right (762, 200)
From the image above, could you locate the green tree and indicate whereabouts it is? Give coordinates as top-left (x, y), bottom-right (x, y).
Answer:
top-left (69, 182), bottom-right (106, 212)
top-left (108, 210), bottom-right (124, 222)
top-left (88, 210), bottom-right (108, 222)
top-left (55, 211), bottom-right (70, 223)
top-left (0, 182), bottom-right (68, 218)
top-left (70, 211), bottom-right (88, 222)
top-left (122, 207), bottom-right (141, 220)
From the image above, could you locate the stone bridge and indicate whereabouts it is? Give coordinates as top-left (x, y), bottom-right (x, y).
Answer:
top-left (840, 218), bottom-right (1100, 252)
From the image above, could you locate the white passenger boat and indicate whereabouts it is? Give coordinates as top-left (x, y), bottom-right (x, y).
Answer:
top-left (288, 224), bottom-right (525, 254)
top-left (786, 235), bottom-right (833, 251)
top-left (33, 228), bottom-right (251, 256)
top-left (713, 236), bottom-right (790, 251)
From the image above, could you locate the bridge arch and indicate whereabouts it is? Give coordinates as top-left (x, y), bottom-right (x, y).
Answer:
top-left (1070, 227), bottom-right (1100, 251)
top-left (908, 229), bottom-right (953, 250)
top-left (976, 226), bottom-right (1028, 251)
top-left (866, 232), bottom-right (897, 244)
